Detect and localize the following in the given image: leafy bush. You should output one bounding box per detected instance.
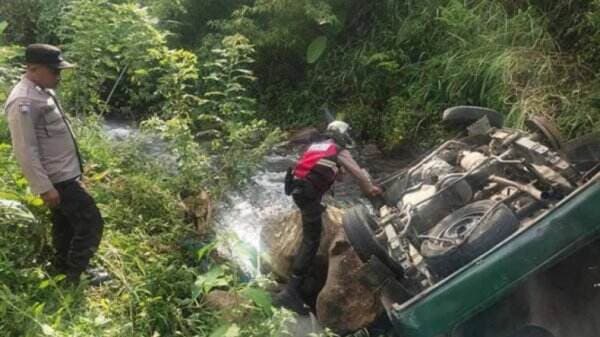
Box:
[0,199,45,267]
[0,0,43,44]
[57,0,200,118]
[200,34,257,123]
[140,33,283,194]
[0,50,22,141]
[0,43,23,107]
[217,0,600,147]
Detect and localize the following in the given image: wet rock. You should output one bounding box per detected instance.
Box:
[106,128,132,141]
[282,313,325,337]
[261,206,383,333]
[195,129,222,142]
[316,231,384,334]
[359,143,384,161]
[289,128,320,145]
[260,207,344,281]
[263,155,297,173]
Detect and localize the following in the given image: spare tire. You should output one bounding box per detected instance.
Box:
[442,106,504,129]
[421,200,519,278]
[342,205,405,277]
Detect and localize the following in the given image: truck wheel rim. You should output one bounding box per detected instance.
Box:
[441,214,483,244]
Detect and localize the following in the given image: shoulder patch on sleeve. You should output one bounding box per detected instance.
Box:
[19,103,32,114]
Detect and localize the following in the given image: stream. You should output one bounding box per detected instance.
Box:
[103,121,409,336]
[103,121,408,269]
[212,145,409,273]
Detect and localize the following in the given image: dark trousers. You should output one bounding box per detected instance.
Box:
[50,179,104,276]
[291,180,325,278]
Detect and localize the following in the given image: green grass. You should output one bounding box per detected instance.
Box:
[244,0,599,148]
[0,116,306,337]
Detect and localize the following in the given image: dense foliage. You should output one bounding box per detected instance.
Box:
[0,116,293,337]
[1,0,599,336]
[1,1,287,336]
[208,0,599,147]
[139,0,600,147]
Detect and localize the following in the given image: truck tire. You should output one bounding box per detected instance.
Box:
[421,200,519,278]
[525,115,563,151]
[342,205,405,277]
[442,106,504,128]
[562,133,600,171]
[509,326,555,337]
[382,172,410,206]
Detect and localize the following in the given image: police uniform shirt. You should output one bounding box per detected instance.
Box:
[4,76,82,194]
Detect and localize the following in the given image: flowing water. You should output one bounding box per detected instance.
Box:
[103,121,409,336]
[103,121,408,270]
[212,144,410,274]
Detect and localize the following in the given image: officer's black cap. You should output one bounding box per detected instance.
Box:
[25,44,75,69]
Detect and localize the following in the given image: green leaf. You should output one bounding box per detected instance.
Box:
[0,191,20,201]
[94,314,111,326]
[204,91,226,97]
[0,22,7,34]
[209,325,229,337]
[32,303,45,316]
[39,280,50,289]
[306,36,327,64]
[41,324,55,336]
[209,324,240,337]
[196,241,217,261]
[192,266,230,298]
[191,283,202,300]
[27,196,45,207]
[16,177,28,188]
[240,287,272,313]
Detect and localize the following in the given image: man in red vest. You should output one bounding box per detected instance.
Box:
[276,120,383,314]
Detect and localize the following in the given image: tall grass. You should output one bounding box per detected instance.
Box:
[238,0,599,148]
[0,115,298,337]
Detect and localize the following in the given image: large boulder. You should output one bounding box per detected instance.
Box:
[260,206,383,333]
[260,206,344,281]
[316,229,384,334]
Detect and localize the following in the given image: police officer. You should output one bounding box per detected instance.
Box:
[4,44,105,284]
[276,120,383,314]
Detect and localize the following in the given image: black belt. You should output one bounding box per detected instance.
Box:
[53,176,80,188]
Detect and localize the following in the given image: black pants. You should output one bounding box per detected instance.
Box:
[50,179,104,276]
[291,180,326,278]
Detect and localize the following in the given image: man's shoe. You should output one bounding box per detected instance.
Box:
[85,267,112,286]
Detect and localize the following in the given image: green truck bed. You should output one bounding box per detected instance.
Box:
[388,175,600,337]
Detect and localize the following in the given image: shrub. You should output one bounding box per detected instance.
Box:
[58,0,200,118]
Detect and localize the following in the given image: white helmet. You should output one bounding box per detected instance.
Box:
[327,120,350,134]
[326,120,355,148]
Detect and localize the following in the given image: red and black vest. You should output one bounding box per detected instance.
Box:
[294,139,340,193]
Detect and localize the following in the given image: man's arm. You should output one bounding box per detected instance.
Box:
[337,149,382,196]
[6,100,55,196]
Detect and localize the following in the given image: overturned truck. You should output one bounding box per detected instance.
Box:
[344,107,600,337]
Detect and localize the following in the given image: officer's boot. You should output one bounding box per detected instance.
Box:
[85,266,112,286]
[273,274,310,315]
